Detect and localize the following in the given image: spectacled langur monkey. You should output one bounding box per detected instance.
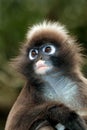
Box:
[5,21,87,130]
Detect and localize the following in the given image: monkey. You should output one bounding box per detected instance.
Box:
[5,21,87,130]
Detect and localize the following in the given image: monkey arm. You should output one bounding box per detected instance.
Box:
[31,103,87,130]
[8,102,86,130]
[5,84,87,130]
[46,104,87,130]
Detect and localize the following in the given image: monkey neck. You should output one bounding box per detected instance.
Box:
[41,72,82,109]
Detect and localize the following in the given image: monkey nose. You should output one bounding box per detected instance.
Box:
[36,60,46,68]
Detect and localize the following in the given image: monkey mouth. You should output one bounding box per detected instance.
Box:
[35,65,52,75]
[36,61,49,70]
[37,64,48,69]
[35,60,52,74]
[36,65,49,72]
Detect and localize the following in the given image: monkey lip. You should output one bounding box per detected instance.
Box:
[35,64,50,75]
[37,64,48,70]
[35,60,51,74]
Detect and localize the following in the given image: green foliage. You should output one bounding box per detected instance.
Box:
[0,0,87,129]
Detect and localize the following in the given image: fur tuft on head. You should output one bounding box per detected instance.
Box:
[27,21,68,39]
[26,21,69,47]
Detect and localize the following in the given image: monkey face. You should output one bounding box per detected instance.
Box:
[28,43,57,75]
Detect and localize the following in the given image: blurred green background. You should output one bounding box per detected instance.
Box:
[0,0,87,129]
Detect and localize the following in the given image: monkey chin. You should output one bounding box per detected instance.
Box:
[35,66,52,75]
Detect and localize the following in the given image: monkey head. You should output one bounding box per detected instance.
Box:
[12,21,83,80]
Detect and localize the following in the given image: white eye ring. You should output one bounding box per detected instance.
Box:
[29,49,38,60]
[43,45,56,55]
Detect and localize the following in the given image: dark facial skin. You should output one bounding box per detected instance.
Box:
[28,42,57,75]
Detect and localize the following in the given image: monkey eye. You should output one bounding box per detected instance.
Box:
[29,49,38,60]
[43,45,56,55]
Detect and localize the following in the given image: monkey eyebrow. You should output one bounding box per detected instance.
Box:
[39,43,52,49]
[29,47,39,51]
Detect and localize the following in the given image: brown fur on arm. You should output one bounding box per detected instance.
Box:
[5,82,86,130]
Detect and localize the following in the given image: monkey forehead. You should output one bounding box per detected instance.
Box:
[26,21,69,45]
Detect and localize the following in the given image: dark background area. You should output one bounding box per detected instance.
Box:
[0,0,87,129]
